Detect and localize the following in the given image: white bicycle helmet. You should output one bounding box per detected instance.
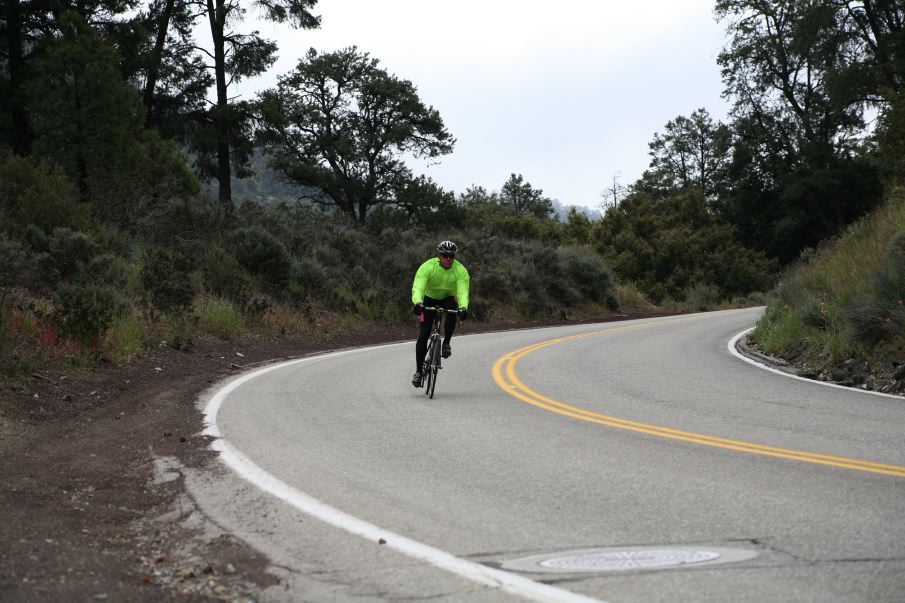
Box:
[437,240,458,255]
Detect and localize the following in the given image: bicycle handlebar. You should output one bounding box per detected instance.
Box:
[421,306,460,314]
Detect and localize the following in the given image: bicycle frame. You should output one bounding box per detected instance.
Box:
[421,306,459,399]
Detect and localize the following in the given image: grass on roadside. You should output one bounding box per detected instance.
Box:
[750,188,905,385]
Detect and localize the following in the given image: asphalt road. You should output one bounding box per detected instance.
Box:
[195,308,905,602]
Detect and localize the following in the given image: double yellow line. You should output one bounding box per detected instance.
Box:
[491,323,905,478]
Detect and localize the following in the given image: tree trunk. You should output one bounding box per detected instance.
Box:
[5,0,31,155]
[72,71,90,203]
[143,0,176,128]
[208,0,232,215]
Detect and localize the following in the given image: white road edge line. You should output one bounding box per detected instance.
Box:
[202,345,606,603]
[729,328,905,400]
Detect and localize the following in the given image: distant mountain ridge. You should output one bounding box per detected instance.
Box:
[209,151,603,221]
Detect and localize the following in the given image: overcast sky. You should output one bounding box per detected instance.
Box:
[240,0,731,212]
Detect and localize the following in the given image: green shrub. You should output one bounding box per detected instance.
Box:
[512,289,543,316]
[843,233,905,345]
[84,254,133,289]
[163,314,193,350]
[595,189,776,303]
[870,233,905,302]
[684,282,721,311]
[0,233,35,289]
[467,296,491,320]
[330,228,369,262]
[243,295,271,317]
[795,297,829,330]
[729,291,769,307]
[473,265,510,300]
[547,279,582,306]
[293,257,329,296]
[203,245,252,304]
[227,225,291,289]
[140,247,196,314]
[314,243,343,270]
[843,300,905,345]
[196,296,244,339]
[750,304,807,355]
[479,258,540,306]
[0,154,88,236]
[32,227,100,282]
[55,283,121,345]
[557,246,613,303]
[374,233,422,288]
[284,281,311,311]
[104,314,148,362]
[752,190,905,381]
[613,283,653,313]
[348,265,369,290]
[539,247,582,305]
[143,201,199,246]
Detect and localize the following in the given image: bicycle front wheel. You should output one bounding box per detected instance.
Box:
[423,336,434,394]
[427,335,441,399]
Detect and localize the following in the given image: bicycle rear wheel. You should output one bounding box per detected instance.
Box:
[427,334,441,399]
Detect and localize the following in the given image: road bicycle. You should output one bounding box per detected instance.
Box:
[421,306,460,399]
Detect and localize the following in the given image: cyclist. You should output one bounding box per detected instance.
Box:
[411,240,470,387]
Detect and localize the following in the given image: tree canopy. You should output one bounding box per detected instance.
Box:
[188,0,320,211]
[617,0,904,264]
[634,108,731,201]
[595,189,776,303]
[257,46,455,223]
[499,173,555,218]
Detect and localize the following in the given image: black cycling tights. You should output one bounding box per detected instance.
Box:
[415,296,457,372]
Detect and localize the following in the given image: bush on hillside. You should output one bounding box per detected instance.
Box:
[595,190,776,303]
[140,247,196,315]
[55,283,124,346]
[557,246,613,303]
[46,228,101,280]
[84,254,133,290]
[0,234,37,290]
[751,191,905,388]
[474,257,547,316]
[203,245,253,305]
[292,257,329,296]
[226,226,292,290]
[843,234,905,345]
[871,233,905,302]
[0,155,89,236]
[844,300,905,345]
[684,282,721,311]
[140,201,206,247]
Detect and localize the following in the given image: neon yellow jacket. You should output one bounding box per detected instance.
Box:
[411,258,470,309]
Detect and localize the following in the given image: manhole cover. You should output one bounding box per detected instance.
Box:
[501,546,759,574]
[540,549,720,571]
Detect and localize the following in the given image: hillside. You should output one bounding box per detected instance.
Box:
[749,188,905,394]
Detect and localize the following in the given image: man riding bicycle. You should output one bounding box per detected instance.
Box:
[411,240,470,387]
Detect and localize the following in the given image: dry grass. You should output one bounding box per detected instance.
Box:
[751,188,905,372]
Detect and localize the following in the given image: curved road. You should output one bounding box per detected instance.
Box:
[197,308,905,602]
